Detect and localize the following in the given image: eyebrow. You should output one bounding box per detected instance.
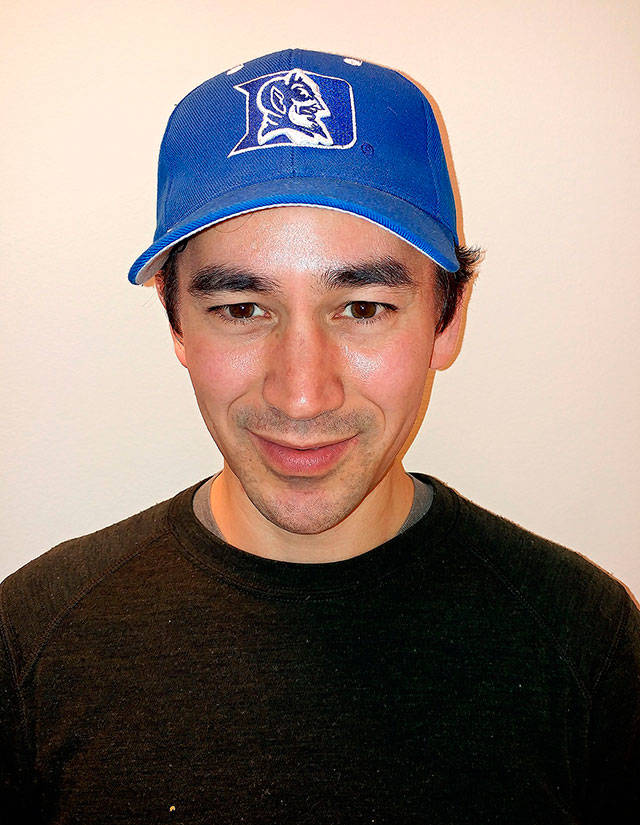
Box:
[186,256,419,298]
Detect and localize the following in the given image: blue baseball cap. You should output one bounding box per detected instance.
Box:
[128,48,459,285]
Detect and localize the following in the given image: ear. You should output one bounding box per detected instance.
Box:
[154,273,188,368]
[429,286,467,371]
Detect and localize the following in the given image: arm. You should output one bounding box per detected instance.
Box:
[585,591,640,823]
[0,617,37,821]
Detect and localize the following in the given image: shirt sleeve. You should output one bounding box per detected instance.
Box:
[0,617,36,821]
[584,590,640,824]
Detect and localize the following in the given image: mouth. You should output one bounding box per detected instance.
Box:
[251,434,351,451]
[249,432,357,476]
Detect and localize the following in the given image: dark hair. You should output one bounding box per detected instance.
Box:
[157,237,482,337]
[432,244,482,334]
[158,237,189,336]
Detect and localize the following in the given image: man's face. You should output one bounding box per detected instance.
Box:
[158,206,461,536]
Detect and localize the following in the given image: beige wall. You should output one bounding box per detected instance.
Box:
[2,0,638,597]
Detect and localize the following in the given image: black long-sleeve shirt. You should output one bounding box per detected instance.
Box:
[1,473,638,823]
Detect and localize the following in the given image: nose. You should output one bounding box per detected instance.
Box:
[261,319,346,421]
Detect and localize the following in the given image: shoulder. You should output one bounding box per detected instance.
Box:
[0,481,201,680]
[426,475,638,686]
[428,474,630,603]
[463,483,626,598]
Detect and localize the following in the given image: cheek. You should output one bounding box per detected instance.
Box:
[184,335,260,400]
[344,331,433,408]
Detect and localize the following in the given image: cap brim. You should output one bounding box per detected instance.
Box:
[128,177,458,284]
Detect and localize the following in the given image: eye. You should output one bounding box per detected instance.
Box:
[207,303,267,324]
[341,301,397,325]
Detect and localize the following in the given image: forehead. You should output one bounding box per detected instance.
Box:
[175,206,435,293]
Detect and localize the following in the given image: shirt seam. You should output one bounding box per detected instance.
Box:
[168,535,428,602]
[591,587,630,693]
[0,605,30,753]
[461,539,592,702]
[10,533,171,689]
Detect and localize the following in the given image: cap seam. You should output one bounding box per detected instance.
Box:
[421,96,440,216]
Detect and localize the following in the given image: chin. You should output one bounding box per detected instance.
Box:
[252,489,362,536]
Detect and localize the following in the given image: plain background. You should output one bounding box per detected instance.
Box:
[1,0,638,598]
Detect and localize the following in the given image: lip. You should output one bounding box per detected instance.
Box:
[249,431,357,476]
[251,434,350,450]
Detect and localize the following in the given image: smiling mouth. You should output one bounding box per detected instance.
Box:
[250,433,352,451]
[249,431,358,476]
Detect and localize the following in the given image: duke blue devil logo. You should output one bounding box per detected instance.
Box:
[229,69,357,157]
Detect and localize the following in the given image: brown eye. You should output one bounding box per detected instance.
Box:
[228,303,256,319]
[349,302,378,320]
[341,302,397,326]
[207,303,268,325]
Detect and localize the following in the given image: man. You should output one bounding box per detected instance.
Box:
[1,48,638,824]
